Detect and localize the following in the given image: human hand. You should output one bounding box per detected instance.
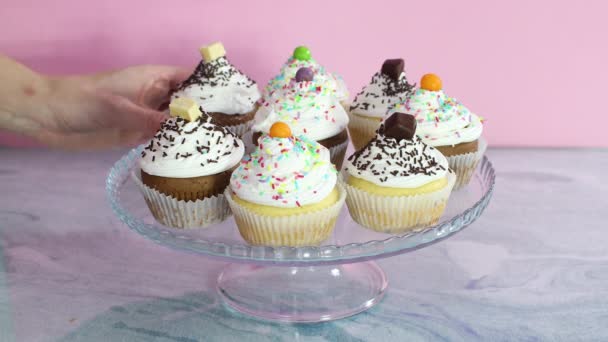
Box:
[37,65,190,149]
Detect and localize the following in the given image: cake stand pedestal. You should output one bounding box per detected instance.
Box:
[217,262,387,322]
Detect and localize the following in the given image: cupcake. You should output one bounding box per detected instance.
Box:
[136,97,245,228]
[251,67,350,170]
[264,46,349,108]
[343,112,455,233]
[171,42,261,137]
[225,122,346,246]
[348,58,415,150]
[394,73,485,189]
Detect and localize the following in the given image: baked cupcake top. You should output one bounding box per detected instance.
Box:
[264,46,349,102]
[344,112,448,188]
[393,74,483,147]
[349,59,415,118]
[171,42,261,115]
[140,98,244,178]
[252,67,349,141]
[230,122,337,208]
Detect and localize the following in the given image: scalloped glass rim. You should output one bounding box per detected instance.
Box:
[106,146,495,266]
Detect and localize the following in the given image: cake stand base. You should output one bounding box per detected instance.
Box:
[217,261,388,323]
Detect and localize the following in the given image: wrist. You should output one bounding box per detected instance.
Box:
[0,69,52,137]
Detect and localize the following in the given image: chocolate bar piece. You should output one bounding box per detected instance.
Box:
[381,58,404,81]
[382,112,417,140]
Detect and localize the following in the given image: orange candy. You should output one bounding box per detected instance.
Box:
[269,122,292,138]
[420,73,442,91]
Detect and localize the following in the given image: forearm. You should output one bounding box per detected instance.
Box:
[0,55,54,137]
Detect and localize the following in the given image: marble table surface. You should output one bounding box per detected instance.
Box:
[0,147,607,341]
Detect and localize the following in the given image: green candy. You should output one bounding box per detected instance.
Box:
[293,46,311,61]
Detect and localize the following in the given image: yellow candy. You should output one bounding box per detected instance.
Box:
[420,74,442,91]
[269,122,292,138]
[169,97,202,122]
[199,42,226,62]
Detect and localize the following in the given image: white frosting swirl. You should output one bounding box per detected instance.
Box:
[344,130,448,188]
[230,135,337,208]
[332,73,350,103]
[139,114,244,178]
[172,57,261,115]
[392,89,483,146]
[264,57,349,102]
[252,78,349,141]
[350,71,414,117]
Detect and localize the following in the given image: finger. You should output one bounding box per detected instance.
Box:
[95,65,190,102]
[136,65,191,85]
[134,65,191,90]
[140,67,191,109]
[140,79,172,110]
[167,67,191,89]
[99,92,168,134]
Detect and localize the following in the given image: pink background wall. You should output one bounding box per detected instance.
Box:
[1,0,606,147]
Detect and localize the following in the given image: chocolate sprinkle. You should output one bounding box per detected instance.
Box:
[350,68,415,114]
[141,111,242,172]
[346,131,445,183]
[174,56,256,92]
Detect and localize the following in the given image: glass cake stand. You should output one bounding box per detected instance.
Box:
[106,146,495,323]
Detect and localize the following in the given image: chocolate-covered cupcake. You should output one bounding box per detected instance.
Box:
[171,42,261,137]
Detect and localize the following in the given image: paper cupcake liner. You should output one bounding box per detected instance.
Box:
[240,129,257,154]
[132,170,231,229]
[328,138,349,171]
[347,111,381,151]
[446,137,487,190]
[225,183,347,247]
[344,171,456,234]
[340,100,351,113]
[226,119,253,138]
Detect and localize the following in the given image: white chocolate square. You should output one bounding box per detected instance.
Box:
[199,42,226,62]
[169,97,202,122]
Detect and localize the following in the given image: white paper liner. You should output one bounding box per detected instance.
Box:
[347,111,381,151]
[340,100,351,113]
[344,171,456,233]
[225,183,347,247]
[131,170,231,229]
[226,119,253,138]
[446,137,487,190]
[328,138,349,170]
